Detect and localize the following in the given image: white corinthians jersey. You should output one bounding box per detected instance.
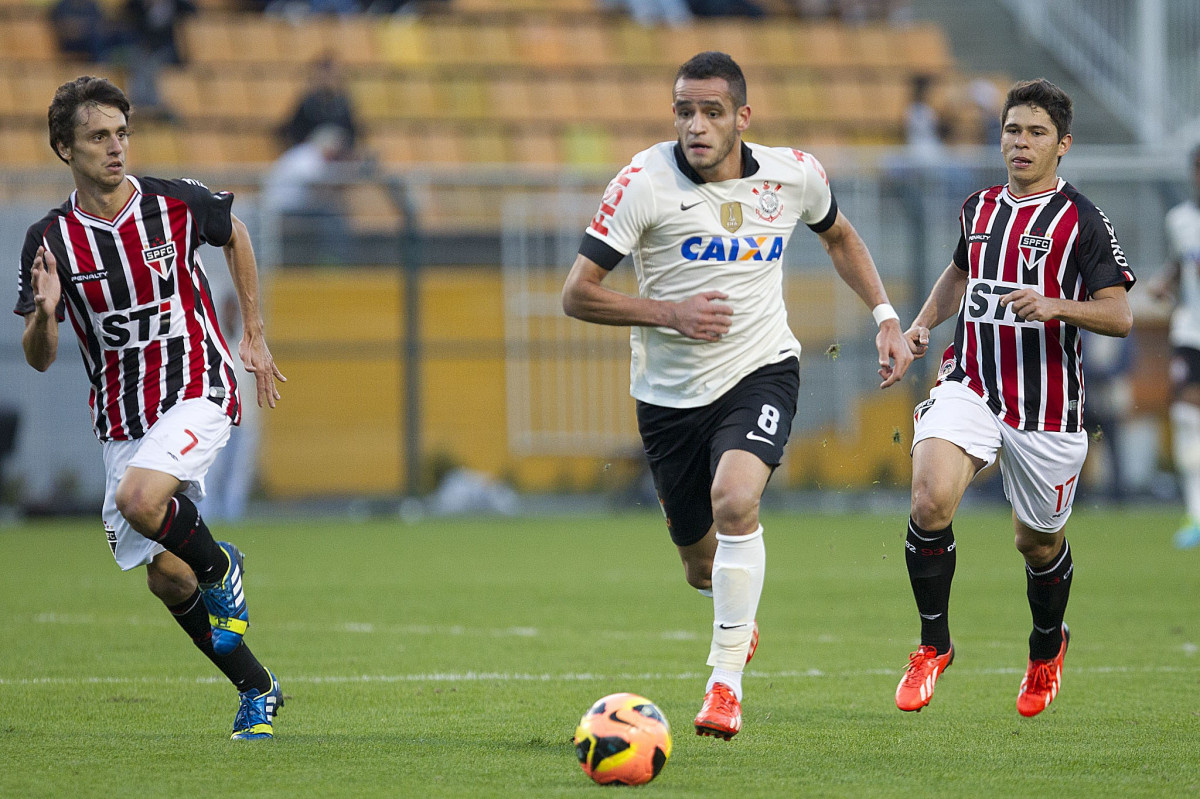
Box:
[1166,200,1200,349]
[580,141,837,408]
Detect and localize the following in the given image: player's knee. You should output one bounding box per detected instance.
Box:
[1014,533,1060,567]
[710,483,760,534]
[910,489,954,532]
[115,481,169,536]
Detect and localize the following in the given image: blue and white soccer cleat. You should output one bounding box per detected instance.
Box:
[1174,518,1200,550]
[231,670,283,741]
[200,542,249,655]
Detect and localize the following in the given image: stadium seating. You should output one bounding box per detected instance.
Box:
[0,0,983,169]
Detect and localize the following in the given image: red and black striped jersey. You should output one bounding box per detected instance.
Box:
[939,178,1136,433]
[14,176,241,441]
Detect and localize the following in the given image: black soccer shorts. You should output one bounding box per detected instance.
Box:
[635,357,799,547]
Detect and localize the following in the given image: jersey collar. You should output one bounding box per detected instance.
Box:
[70,176,141,228]
[672,141,759,184]
[1001,176,1064,205]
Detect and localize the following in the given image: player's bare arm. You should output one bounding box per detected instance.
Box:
[816,211,913,388]
[905,262,969,358]
[999,284,1132,337]
[224,213,286,407]
[22,246,61,371]
[562,253,733,342]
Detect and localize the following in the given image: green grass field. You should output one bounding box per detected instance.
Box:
[2,506,1198,797]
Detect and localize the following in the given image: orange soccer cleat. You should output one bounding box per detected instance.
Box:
[1017,624,1070,717]
[895,644,955,712]
[694,682,741,740]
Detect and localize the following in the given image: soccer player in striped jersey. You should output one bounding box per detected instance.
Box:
[563,51,913,740]
[894,79,1135,717]
[1150,144,1200,549]
[16,77,286,739]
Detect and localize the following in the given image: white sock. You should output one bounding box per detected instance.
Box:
[707,668,743,700]
[706,526,765,697]
[697,587,713,598]
[1171,402,1200,521]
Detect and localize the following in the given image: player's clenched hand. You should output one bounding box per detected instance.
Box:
[240,332,287,409]
[999,289,1059,323]
[671,291,733,342]
[876,319,914,389]
[904,324,930,358]
[31,246,61,319]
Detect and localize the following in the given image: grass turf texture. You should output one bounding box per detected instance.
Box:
[1,508,1198,797]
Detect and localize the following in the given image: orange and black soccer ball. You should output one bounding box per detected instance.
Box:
[573,692,672,786]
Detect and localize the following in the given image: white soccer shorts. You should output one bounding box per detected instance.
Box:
[101,398,232,570]
[913,381,1088,533]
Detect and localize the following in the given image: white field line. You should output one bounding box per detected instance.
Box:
[4,664,1200,687]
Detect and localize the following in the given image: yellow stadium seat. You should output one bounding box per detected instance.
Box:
[0,17,57,62]
[376,19,430,67]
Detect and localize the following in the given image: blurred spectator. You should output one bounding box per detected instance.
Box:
[969,79,1003,146]
[124,0,195,120]
[50,0,119,62]
[904,74,946,164]
[1151,144,1200,547]
[1081,329,1135,504]
[794,0,910,22]
[686,0,764,17]
[264,124,353,263]
[278,55,361,151]
[360,0,449,15]
[599,0,693,27]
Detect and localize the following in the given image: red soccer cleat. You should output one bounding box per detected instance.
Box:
[895,644,955,712]
[694,682,741,740]
[1017,624,1070,717]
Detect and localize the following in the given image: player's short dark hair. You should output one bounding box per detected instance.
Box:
[675,51,747,108]
[48,76,131,164]
[1001,78,1072,139]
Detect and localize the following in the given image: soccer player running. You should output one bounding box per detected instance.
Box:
[17,77,287,740]
[562,51,913,740]
[894,79,1135,717]
[1150,144,1200,549]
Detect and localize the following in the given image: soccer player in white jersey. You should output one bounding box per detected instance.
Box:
[1151,145,1200,548]
[16,77,287,739]
[894,79,1135,717]
[562,51,913,740]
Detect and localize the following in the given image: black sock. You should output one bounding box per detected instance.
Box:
[905,517,956,655]
[154,495,226,584]
[1026,539,1073,661]
[167,589,271,694]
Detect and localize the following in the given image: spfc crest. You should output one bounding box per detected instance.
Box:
[142,239,177,280]
[1018,234,1051,276]
[720,202,743,233]
[752,181,783,222]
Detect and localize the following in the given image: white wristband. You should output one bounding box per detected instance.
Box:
[872,303,900,326]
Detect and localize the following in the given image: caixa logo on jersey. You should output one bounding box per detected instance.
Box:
[142,240,177,279]
[681,235,785,262]
[98,298,186,350]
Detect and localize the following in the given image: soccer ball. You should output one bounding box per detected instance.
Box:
[573,692,672,786]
